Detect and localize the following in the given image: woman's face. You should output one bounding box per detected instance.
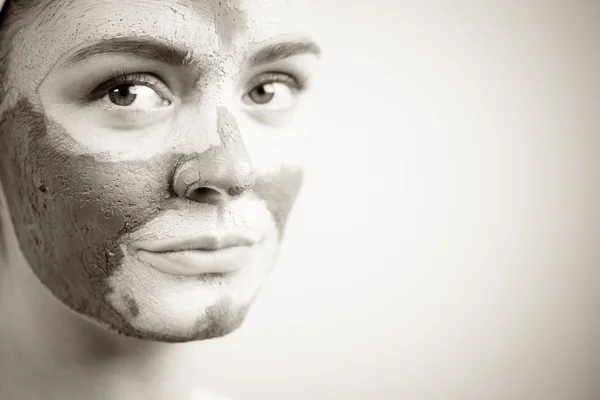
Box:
[0,0,319,341]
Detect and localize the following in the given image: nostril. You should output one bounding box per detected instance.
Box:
[194,187,217,197]
[187,186,224,205]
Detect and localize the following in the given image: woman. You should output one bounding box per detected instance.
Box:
[0,0,320,398]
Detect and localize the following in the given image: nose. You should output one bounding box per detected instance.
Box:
[171,107,255,205]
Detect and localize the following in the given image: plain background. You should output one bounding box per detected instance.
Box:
[195,1,600,399]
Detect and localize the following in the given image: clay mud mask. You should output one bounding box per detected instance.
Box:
[0,0,319,342]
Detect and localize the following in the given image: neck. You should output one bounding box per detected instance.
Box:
[0,257,205,400]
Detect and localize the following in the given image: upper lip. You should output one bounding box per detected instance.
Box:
[129,232,260,253]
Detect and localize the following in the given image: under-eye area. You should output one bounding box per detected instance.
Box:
[36,36,320,147]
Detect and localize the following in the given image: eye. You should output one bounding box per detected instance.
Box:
[105,84,170,109]
[242,74,301,111]
[89,72,172,112]
[247,83,279,104]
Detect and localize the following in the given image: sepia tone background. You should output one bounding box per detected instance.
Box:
[194,1,600,399]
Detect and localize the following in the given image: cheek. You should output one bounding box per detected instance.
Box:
[244,137,306,234]
[21,119,176,258]
[254,167,303,234]
[47,155,175,241]
[0,99,178,322]
[249,142,305,233]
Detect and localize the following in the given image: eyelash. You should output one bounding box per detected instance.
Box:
[85,69,308,105]
[85,69,168,102]
[250,72,308,92]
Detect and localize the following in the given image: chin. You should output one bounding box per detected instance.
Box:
[107,279,257,343]
[100,238,279,342]
[88,299,250,343]
[122,297,252,343]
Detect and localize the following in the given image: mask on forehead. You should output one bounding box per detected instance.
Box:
[0,0,316,342]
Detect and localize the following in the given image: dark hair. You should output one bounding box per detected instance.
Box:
[1,0,40,37]
[0,1,11,103]
[0,1,10,27]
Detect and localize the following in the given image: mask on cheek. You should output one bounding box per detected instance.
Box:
[0,98,181,334]
[0,97,305,341]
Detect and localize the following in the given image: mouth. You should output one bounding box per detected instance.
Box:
[128,232,261,277]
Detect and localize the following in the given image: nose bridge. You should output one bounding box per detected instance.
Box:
[171,106,255,203]
[216,106,242,146]
[211,106,255,195]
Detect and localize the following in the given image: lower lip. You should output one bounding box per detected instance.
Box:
[134,246,255,277]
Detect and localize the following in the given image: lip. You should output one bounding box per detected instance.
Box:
[129,232,261,276]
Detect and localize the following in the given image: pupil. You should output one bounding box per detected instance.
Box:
[109,85,137,106]
[249,83,275,104]
[118,86,130,97]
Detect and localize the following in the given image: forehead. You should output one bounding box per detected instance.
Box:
[27,0,313,42]
[4,0,314,102]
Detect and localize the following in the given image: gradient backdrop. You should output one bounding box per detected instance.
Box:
[188,2,600,399]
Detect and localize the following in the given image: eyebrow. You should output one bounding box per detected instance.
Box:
[63,37,190,66]
[61,36,320,68]
[248,40,321,67]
